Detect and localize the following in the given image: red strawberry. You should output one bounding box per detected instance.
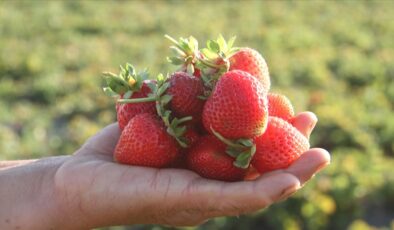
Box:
[183,126,201,148]
[116,82,156,130]
[202,70,269,139]
[252,117,310,173]
[267,92,295,121]
[103,64,156,130]
[114,113,180,168]
[167,72,205,122]
[187,135,247,181]
[229,47,270,92]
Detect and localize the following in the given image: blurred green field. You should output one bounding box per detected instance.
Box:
[1,0,394,229]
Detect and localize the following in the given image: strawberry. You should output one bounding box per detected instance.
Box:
[267,92,295,121]
[187,135,247,182]
[167,72,205,121]
[116,82,156,130]
[182,126,201,148]
[252,116,310,173]
[202,70,269,139]
[197,36,270,94]
[103,64,156,130]
[114,113,180,168]
[229,47,270,92]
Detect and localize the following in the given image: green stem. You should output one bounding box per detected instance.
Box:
[118,97,157,103]
[178,116,193,124]
[102,72,117,77]
[210,127,244,149]
[165,34,179,45]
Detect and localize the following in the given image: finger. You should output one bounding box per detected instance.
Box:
[291,111,318,139]
[187,172,300,217]
[82,123,121,156]
[285,148,330,185]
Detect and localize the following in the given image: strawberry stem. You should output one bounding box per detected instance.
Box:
[177,116,193,124]
[211,127,244,149]
[164,34,181,48]
[118,97,157,103]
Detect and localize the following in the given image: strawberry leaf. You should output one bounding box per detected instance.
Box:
[168,56,184,65]
[186,64,195,75]
[207,40,220,53]
[174,125,187,137]
[160,94,172,105]
[237,139,254,147]
[103,87,118,97]
[123,90,133,99]
[234,151,253,169]
[226,148,241,158]
[227,36,237,49]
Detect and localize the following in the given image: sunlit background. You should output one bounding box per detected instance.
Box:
[1,1,393,229]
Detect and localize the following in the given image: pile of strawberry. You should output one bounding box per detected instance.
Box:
[103,35,310,181]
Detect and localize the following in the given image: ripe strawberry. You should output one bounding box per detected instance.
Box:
[252,117,310,173]
[182,126,201,148]
[187,135,247,181]
[114,113,180,168]
[103,64,156,130]
[167,72,205,121]
[202,70,269,139]
[116,82,156,130]
[229,47,270,92]
[267,92,295,121]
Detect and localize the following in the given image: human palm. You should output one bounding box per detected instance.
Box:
[54,112,330,228]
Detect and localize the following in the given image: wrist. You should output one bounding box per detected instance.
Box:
[0,159,37,170]
[0,156,75,229]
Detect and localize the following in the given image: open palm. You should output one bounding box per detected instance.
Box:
[54,112,330,229]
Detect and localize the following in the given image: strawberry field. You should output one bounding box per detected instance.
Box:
[0,1,393,229]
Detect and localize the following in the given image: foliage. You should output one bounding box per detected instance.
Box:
[0,0,393,229]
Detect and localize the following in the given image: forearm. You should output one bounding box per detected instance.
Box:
[0,156,69,230]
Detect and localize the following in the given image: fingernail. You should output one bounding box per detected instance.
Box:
[316,162,329,172]
[279,185,299,201]
[306,115,318,138]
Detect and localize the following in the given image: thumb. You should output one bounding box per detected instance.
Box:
[81,123,121,156]
[291,112,318,139]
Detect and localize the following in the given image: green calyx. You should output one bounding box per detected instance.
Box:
[102,63,149,98]
[198,34,239,77]
[165,34,200,76]
[151,74,192,148]
[211,127,256,169]
[197,35,239,91]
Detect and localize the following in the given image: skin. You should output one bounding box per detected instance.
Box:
[0,112,330,229]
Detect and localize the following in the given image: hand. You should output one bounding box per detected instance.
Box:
[53,111,330,229]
